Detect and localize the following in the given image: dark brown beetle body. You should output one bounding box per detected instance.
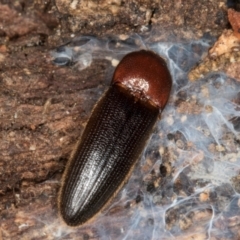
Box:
[59,50,172,226]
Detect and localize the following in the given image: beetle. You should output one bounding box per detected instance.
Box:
[59,50,172,226]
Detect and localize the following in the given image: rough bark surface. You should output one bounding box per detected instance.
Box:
[0,0,233,239]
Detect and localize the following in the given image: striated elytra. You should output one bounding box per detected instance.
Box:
[59,50,172,226]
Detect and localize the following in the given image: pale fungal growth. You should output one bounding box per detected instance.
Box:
[51,46,73,66]
[47,36,240,239]
[51,35,145,69]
